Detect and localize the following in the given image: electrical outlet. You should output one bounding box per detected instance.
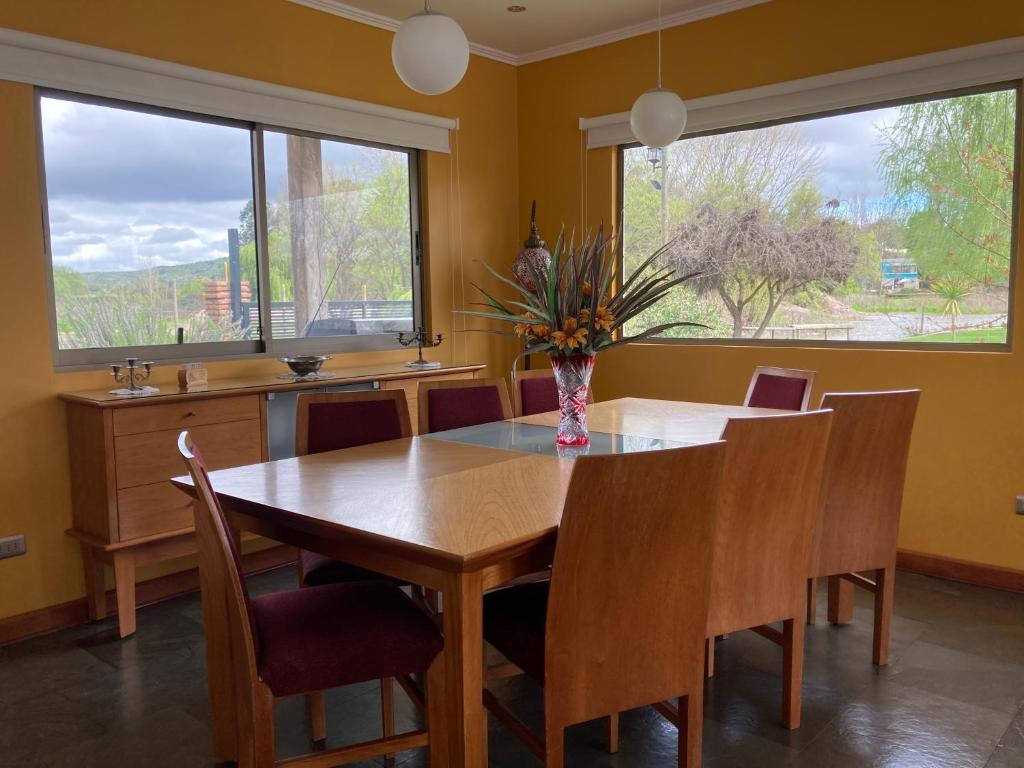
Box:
[0,534,26,560]
[1017,497,1024,516]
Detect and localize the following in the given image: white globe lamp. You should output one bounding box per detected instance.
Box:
[629,0,687,148]
[630,88,687,149]
[392,3,470,96]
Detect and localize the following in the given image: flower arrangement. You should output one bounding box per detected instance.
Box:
[463,224,701,444]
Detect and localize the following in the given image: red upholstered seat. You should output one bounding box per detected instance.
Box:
[482,581,549,682]
[252,581,443,698]
[299,549,405,587]
[519,376,559,416]
[305,399,404,454]
[427,385,507,432]
[747,373,809,411]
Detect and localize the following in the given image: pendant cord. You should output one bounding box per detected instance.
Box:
[657,0,663,88]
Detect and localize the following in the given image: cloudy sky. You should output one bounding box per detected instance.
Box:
[40,96,385,275]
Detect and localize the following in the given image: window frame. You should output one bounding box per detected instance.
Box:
[36,88,425,370]
[616,80,1023,352]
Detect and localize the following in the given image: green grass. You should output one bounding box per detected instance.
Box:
[903,328,1007,343]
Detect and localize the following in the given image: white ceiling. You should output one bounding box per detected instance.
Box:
[289,0,770,65]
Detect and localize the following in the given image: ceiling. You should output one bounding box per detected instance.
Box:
[289,0,769,65]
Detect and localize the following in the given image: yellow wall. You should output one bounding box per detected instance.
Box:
[0,0,519,621]
[518,0,1024,572]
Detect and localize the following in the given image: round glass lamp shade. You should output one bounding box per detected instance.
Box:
[391,11,470,95]
[629,87,688,148]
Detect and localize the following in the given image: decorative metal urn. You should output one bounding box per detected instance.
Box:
[512,200,551,291]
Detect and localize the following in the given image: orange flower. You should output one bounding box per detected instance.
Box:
[552,317,588,351]
[582,281,593,298]
[514,312,538,337]
[593,306,616,332]
[530,323,551,339]
[579,307,591,324]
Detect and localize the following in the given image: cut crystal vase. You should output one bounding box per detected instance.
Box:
[550,353,596,446]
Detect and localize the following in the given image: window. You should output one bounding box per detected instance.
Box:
[38,92,421,367]
[620,84,1020,347]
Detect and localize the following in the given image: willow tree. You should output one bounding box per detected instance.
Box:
[668,206,859,338]
[878,89,1016,284]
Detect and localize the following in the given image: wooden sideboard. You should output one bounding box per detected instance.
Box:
[60,361,484,637]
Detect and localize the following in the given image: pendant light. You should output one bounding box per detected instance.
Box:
[629,0,687,148]
[392,0,470,96]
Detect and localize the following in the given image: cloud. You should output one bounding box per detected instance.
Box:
[147,227,199,244]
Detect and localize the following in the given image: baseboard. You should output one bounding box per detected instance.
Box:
[897,549,1024,594]
[0,545,297,646]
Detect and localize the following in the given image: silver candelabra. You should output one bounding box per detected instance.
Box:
[397,327,443,370]
[111,358,153,392]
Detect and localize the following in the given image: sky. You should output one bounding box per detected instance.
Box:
[40,96,394,274]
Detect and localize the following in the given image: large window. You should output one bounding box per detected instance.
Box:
[621,84,1020,347]
[39,92,420,367]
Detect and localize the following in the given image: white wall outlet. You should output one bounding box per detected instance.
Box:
[1016,497,1024,516]
[0,534,26,559]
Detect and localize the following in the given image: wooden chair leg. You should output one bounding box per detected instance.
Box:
[426,653,449,768]
[704,637,715,678]
[252,684,277,768]
[827,574,854,625]
[873,565,896,667]
[806,577,818,625]
[382,677,395,760]
[679,692,702,768]
[308,691,326,744]
[605,713,619,754]
[781,618,804,730]
[545,726,565,768]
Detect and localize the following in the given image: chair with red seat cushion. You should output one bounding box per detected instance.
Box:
[744,366,816,411]
[418,377,513,434]
[482,442,727,768]
[178,432,446,768]
[294,391,412,589]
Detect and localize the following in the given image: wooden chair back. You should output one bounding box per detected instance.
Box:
[744,366,816,411]
[295,390,412,457]
[812,390,921,577]
[512,368,595,417]
[417,377,512,434]
[707,410,833,637]
[544,441,727,728]
[177,432,261,748]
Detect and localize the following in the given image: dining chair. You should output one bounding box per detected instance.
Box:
[704,409,833,729]
[293,389,419,745]
[418,376,513,434]
[482,441,727,768]
[178,432,448,768]
[512,368,595,418]
[806,390,921,668]
[744,366,816,411]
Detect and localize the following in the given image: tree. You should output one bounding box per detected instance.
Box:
[668,206,859,337]
[878,90,1015,284]
[931,273,974,340]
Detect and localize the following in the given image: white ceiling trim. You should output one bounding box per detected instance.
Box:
[0,26,457,152]
[286,0,769,67]
[580,36,1024,149]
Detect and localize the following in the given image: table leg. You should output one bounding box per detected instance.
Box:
[442,571,486,768]
[80,544,106,621]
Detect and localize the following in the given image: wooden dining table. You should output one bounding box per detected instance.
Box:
[173,396,782,768]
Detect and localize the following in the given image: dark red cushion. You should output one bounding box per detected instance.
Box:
[482,582,549,682]
[252,582,443,698]
[748,373,808,411]
[519,377,559,416]
[305,399,403,455]
[426,386,506,433]
[299,549,407,588]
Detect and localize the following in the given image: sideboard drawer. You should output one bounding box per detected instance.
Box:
[117,482,193,541]
[115,420,262,489]
[113,395,260,436]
